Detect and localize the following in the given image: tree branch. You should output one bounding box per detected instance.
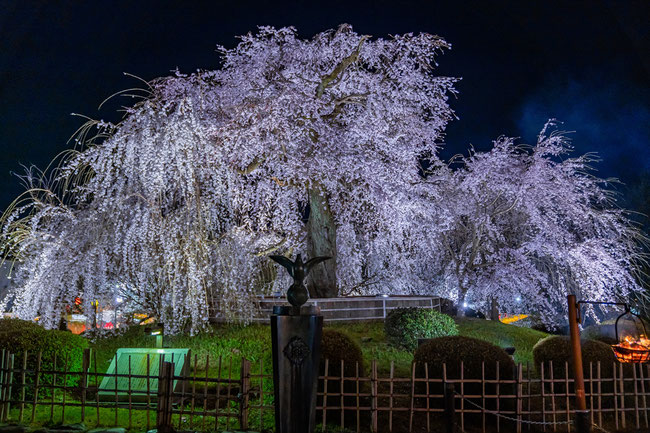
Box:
[315,35,370,99]
[235,156,266,175]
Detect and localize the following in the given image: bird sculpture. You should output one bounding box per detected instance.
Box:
[269,254,331,307]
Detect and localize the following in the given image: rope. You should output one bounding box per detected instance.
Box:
[454,391,571,426]
[454,391,615,432]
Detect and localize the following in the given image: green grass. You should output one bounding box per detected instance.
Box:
[89,318,548,378]
[325,318,548,375]
[90,324,273,378]
[7,401,249,432]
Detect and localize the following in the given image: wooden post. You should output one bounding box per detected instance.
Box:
[0,349,6,421]
[3,352,14,422]
[408,362,416,431]
[567,294,591,433]
[145,353,151,431]
[226,356,233,432]
[19,352,27,423]
[322,358,328,431]
[541,362,546,432]
[128,355,133,430]
[50,353,57,423]
[389,361,394,432]
[341,359,345,429]
[61,353,69,423]
[80,349,90,423]
[190,354,197,428]
[239,358,250,430]
[444,381,456,433]
[516,363,522,433]
[371,360,378,433]
[31,352,41,424]
[355,361,360,433]
[156,361,174,433]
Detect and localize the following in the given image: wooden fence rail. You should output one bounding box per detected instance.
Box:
[0,348,648,432]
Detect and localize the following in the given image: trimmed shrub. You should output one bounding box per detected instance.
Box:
[532,335,617,379]
[414,336,516,427]
[0,319,88,397]
[414,335,515,380]
[320,328,364,377]
[318,329,366,428]
[532,334,631,408]
[385,308,458,351]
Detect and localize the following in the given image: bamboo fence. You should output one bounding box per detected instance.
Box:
[0,349,648,432]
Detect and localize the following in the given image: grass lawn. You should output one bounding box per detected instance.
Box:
[89,317,548,378]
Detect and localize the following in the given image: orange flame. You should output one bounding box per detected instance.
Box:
[612,335,650,363]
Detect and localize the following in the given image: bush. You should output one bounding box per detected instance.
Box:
[385,308,458,351]
[318,329,366,428]
[532,335,617,378]
[320,328,364,377]
[414,335,515,380]
[0,319,88,397]
[414,336,516,427]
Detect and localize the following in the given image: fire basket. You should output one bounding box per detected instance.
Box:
[576,300,650,364]
[611,307,650,363]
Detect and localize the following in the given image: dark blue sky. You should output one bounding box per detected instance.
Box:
[1,0,648,214]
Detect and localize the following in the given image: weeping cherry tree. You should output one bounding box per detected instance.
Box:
[0,24,458,333]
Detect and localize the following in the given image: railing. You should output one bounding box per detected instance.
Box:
[0,348,647,432]
[211,295,443,323]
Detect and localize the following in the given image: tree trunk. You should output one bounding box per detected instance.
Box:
[489,298,500,321]
[456,288,467,317]
[306,187,338,298]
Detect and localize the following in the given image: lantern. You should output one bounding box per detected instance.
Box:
[611,307,650,363]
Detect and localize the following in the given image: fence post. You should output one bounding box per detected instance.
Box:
[0,350,6,421]
[5,353,14,421]
[239,358,250,430]
[371,360,378,433]
[515,363,522,433]
[157,361,174,433]
[444,382,456,433]
[80,348,90,422]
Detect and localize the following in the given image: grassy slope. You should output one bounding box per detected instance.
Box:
[90,318,548,378]
[327,318,548,375]
[453,317,549,365]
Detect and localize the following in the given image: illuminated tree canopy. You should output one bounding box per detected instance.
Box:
[0,25,645,333]
[426,123,647,324]
[0,25,458,333]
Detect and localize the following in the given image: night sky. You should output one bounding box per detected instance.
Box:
[1,0,648,218]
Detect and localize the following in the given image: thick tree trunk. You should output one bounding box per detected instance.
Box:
[489,298,500,321]
[306,187,338,298]
[456,289,467,317]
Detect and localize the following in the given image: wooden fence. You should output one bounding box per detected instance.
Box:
[0,348,648,432]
